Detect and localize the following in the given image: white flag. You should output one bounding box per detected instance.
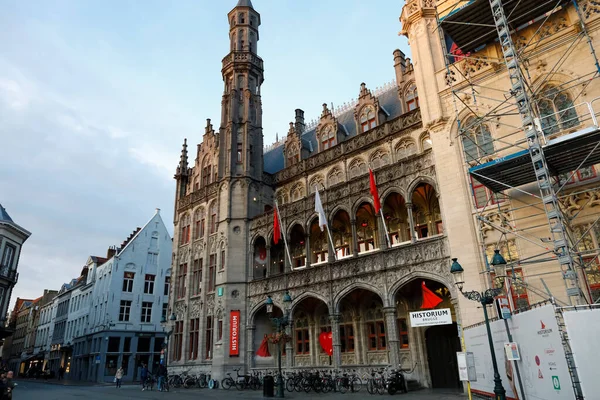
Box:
[315,187,327,232]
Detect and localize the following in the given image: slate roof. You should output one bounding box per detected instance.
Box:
[0,204,13,223]
[263,86,403,174]
[236,0,254,7]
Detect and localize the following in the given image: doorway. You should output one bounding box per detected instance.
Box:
[425,323,461,389]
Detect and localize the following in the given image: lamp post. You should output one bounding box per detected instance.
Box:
[160,313,177,370]
[266,291,292,398]
[450,250,507,400]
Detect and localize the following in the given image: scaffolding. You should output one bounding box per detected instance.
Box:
[437,1,600,396]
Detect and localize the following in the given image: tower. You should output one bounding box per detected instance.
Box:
[219,0,264,181]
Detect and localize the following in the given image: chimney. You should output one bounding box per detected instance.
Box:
[294,109,305,135]
[107,246,117,259]
[393,49,406,84]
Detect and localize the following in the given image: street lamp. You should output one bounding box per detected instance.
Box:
[450,251,507,400]
[266,291,292,398]
[160,313,177,370]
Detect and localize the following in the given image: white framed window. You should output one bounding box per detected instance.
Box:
[144,274,155,294]
[1,244,15,269]
[141,302,153,323]
[122,272,135,292]
[119,300,132,322]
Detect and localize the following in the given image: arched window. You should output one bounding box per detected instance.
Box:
[194,208,206,240]
[308,175,325,194]
[294,312,310,355]
[395,139,417,160]
[461,118,494,163]
[348,158,367,179]
[209,202,217,234]
[365,304,386,350]
[406,83,419,111]
[360,106,377,132]
[321,125,336,150]
[290,183,304,202]
[180,214,191,245]
[327,168,343,187]
[421,134,432,151]
[202,157,212,187]
[286,143,300,166]
[538,85,579,135]
[370,150,390,170]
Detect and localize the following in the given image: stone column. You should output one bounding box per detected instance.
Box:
[309,321,317,366]
[406,202,417,243]
[353,314,365,364]
[330,314,342,368]
[265,245,271,278]
[351,220,359,256]
[383,307,400,368]
[246,324,256,369]
[285,318,293,369]
[304,233,311,268]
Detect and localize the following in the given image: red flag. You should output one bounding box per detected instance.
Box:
[273,208,281,245]
[369,169,381,214]
[420,281,443,309]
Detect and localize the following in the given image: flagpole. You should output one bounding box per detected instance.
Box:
[321,187,338,261]
[274,200,294,271]
[379,212,392,248]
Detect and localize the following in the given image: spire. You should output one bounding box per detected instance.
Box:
[236,0,254,7]
[0,204,13,223]
[176,138,189,176]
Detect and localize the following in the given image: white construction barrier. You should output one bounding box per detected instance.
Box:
[562,307,600,399]
[464,304,574,400]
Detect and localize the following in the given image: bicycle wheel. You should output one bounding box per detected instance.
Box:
[302,378,312,393]
[286,377,295,392]
[294,378,304,392]
[336,377,348,394]
[221,377,233,390]
[321,378,332,393]
[366,378,375,394]
[351,376,362,392]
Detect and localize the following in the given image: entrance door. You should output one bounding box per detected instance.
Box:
[425,323,461,389]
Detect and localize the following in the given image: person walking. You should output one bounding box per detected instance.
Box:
[115,366,124,389]
[156,363,167,392]
[140,363,149,391]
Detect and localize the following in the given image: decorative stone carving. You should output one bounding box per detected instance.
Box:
[190,298,202,318]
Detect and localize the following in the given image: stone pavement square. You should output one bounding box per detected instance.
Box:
[15,380,468,400]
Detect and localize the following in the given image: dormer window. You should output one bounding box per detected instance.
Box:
[406,83,419,111]
[360,107,376,132]
[321,125,336,150]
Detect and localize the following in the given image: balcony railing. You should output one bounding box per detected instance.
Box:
[248,235,449,301]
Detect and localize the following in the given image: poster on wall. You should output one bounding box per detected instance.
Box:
[230,310,240,357]
[464,304,574,400]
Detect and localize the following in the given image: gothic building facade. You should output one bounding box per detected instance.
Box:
[168,0,485,389]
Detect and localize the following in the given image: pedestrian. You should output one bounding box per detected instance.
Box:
[156,363,166,392]
[3,371,15,400]
[115,366,124,388]
[140,363,149,391]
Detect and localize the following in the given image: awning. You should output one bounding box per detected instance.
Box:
[469,126,600,192]
[441,0,571,54]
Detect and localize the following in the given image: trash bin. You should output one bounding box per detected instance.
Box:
[263,375,274,397]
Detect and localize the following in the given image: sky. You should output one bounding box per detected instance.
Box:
[0,0,410,308]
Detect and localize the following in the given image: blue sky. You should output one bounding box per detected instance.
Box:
[0,0,410,306]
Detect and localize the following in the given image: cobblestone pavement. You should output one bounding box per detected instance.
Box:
[16,380,468,400]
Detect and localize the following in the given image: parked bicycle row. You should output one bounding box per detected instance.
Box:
[140,363,416,395]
